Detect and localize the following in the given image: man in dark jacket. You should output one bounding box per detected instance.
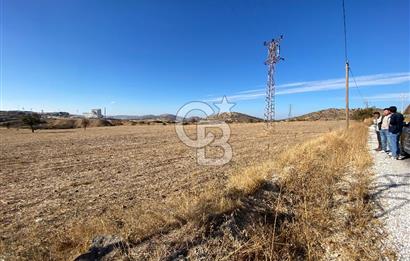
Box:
[388,106,404,159]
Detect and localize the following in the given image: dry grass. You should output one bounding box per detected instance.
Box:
[200,123,391,260]
[0,121,393,260]
[235,123,394,260]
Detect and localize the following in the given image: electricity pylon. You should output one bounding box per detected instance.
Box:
[264,36,284,128]
[288,104,292,119]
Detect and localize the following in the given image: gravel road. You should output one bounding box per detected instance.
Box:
[369,128,410,259]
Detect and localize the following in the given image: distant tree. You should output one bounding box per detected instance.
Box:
[21,113,41,133]
[81,118,90,130]
[5,122,10,129]
[352,108,376,121]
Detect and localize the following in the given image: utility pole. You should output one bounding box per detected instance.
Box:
[345,61,349,129]
[264,35,284,128]
[342,0,350,129]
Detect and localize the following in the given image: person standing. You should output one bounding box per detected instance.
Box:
[373,111,382,151]
[380,108,391,153]
[388,106,405,160]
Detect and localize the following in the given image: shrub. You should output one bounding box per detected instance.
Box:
[352,108,376,121]
[21,113,41,133]
[81,118,90,130]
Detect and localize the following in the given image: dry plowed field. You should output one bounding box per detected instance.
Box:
[0,121,343,248]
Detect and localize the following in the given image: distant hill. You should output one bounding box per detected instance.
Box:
[288,108,388,121]
[110,114,177,122]
[207,112,263,123]
[404,105,410,115]
[404,105,410,121]
[0,110,114,129]
[289,108,356,121]
[0,110,70,122]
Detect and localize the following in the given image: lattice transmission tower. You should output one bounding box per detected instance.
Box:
[288,104,292,119]
[264,36,284,127]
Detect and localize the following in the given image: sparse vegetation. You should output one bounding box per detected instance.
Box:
[351,107,377,121]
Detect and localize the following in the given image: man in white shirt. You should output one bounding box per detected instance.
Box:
[379,108,391,153]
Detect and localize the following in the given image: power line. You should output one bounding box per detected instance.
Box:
[342,0,368,110]
[342,0,350,128]
[342,0,348,63]
[348,66,368,107]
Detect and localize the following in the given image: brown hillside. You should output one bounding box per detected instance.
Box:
[291,108,356,121]
[404,104,410,115]
[207,112,263,123]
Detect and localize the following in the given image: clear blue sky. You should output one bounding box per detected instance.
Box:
[1,0,409,118]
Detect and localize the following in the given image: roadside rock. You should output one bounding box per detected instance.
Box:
[74,235,127,261]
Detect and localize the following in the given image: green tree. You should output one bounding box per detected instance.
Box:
[21,113,41,133]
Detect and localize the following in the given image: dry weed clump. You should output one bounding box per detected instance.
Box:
[235,123,394,260]
[1,123,393,260]
[227,162,274,195]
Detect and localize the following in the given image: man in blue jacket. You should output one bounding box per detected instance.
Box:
[388,106,405,160]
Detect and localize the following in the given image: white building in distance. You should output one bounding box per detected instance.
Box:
[83,109,103,118]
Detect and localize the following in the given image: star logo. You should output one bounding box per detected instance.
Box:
[214,96,236,115]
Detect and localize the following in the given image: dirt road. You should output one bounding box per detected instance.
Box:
[369,128,410,259]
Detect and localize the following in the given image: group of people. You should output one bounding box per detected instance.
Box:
[373,106,406,160]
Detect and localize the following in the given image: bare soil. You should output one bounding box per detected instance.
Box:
[0,121,344,252]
